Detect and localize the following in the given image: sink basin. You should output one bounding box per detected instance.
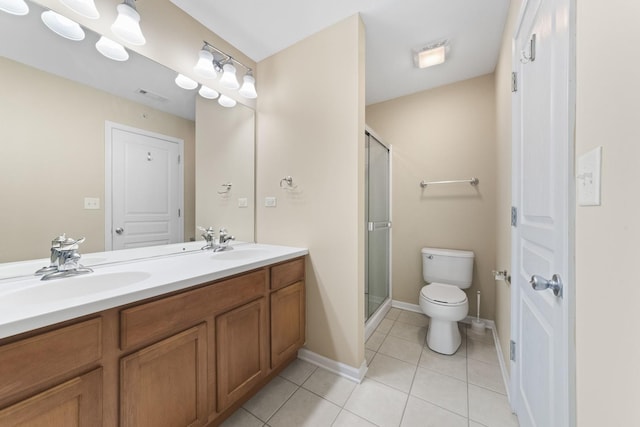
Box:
[0,271,151,306]
[211,248,272,261]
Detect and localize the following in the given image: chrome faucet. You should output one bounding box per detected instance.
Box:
[217,228,235,250]
[36,235,93,280]
[199,226,217,250]
[199,226,235,252]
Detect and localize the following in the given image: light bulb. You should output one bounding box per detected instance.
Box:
[219,63,239,90]
[0,0,29,15]
[175,74,198,90]
[60,0,99,19]
[239,74,257,99]
[198,86,219,99]
[111,1,145,46]
[41,10,85,41]
[194,49,217,80]
[96,36,129,61]
[218,95,236,108]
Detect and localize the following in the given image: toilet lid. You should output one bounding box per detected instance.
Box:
[422,283,467,304]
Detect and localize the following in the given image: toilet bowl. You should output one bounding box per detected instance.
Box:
[419,248,474,355]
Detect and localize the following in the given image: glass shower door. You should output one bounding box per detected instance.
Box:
[365,131,390,321]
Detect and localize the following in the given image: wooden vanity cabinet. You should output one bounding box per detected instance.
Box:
[0,256,305,427]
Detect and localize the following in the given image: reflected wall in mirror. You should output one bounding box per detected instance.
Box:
[0,0,255,263]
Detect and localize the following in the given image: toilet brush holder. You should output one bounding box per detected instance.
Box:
[470,290,485,334]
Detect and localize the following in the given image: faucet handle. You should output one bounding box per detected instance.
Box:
[59,236,85,250]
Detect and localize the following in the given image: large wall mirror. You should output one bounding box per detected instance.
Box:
[0,0,255,269]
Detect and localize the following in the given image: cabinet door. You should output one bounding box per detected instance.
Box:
[120,324,207,427]
[270,281,305,368]
[0,368,102,427]
[216,298,268,412]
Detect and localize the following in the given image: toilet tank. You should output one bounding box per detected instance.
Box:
[422,247,474,288]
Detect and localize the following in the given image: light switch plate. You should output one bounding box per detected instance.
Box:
[84,197,100,210]
[577,146,602,206]
[238,198,248,208]
[265,197,277,207]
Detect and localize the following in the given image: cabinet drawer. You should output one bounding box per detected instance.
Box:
[121,269,267,350]
[270,258,305,290]
[0,318,102,401]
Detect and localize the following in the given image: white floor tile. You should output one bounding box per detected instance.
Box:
[375,318,395,334]
[401,396,468,427]
[410,367,468,417]
[220,408,264,427]
[331,409,377,427]
[366,353,417,393]
[344,378,408,427]
[466,326,494,344]
[243,376,298,422]
[419,347,467,381]
[467,338,499,365]
[468,357,506,394]
[378,334,424,365]
[385,308,401,320]
[468,384,519,427]
[279,358,317,386]
[388,322,427,346]
[302,368,357,406]
[365,331,386,351]
[268,388,341,427]
[469,421,488,427]
[397,311,429,327]
[365,349,375,365]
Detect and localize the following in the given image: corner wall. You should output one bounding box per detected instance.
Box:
[255,15,366,369]
[366,74,497,320]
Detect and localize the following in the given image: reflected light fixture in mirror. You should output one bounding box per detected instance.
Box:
[60,0,99,19]
[194,49,217,79]
[96,36,129,61]
[175,73,198,90]
[0,0,28,15]
[111,0,145,46]
[198,85,219,99]
[218,94,236,108]
[239,74,257,99]
[220,63,239,90]
[41,10,85,41]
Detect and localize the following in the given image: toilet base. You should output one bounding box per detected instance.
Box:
[426,318,462,355]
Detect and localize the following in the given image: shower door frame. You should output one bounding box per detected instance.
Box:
[364,126,392,337]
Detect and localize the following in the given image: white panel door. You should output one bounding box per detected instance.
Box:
[511,0,574,426]
[108,124,183,250]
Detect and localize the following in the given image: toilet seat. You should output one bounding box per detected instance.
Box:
[421,283,467,306]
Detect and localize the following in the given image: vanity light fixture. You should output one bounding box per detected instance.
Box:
[219,63,239,90]
[239,73,257,99]
[198,85,219,100]
[175,73,198,90]
[0,0,29,15]
[111,0,145,46]
[95,36,129,61]
[414,40,449,69]
[194,49,217,80]
[60,0,99,19]
[218,94,236,108]
[41,10,85,41]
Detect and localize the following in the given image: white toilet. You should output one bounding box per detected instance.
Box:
[419,247,474,355]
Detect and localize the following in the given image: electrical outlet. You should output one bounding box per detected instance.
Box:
[84,197,100,210]
[265,197,277,207]
[577,146,602,206]
[238,198,248,208]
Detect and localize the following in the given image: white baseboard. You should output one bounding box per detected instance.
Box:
[391,300,422,313]
[297,348,367,383]
[365,299,391,341]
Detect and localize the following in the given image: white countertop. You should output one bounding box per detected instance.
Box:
[0,242,308,339]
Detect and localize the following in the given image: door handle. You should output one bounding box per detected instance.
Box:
[115,227,124,235]
[530,274,563,297]
[367,221,392,231]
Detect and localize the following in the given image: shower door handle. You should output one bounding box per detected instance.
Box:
[368,221,392,231]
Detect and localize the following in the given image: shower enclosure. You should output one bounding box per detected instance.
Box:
[365,129,391,323]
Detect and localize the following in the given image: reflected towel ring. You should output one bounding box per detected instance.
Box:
[217,183,232,194]
[280,176,297,190]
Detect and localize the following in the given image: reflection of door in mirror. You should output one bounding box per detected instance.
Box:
[107,123,184,250]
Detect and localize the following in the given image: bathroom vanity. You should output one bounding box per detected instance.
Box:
[0,244,307,426]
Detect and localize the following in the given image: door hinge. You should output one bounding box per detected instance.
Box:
[511,206,518,227]
[510,340,516,362]
[511,72,518,92]
[178,208,181,218]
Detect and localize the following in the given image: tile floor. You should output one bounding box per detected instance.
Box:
[221,308,519,427]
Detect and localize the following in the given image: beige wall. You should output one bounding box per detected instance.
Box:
[366,75,497,320]
[0,57,195,262]
[195,96,255,242]
[575,1,640,425]
[493,0,520,375]
[256,15,366,368]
